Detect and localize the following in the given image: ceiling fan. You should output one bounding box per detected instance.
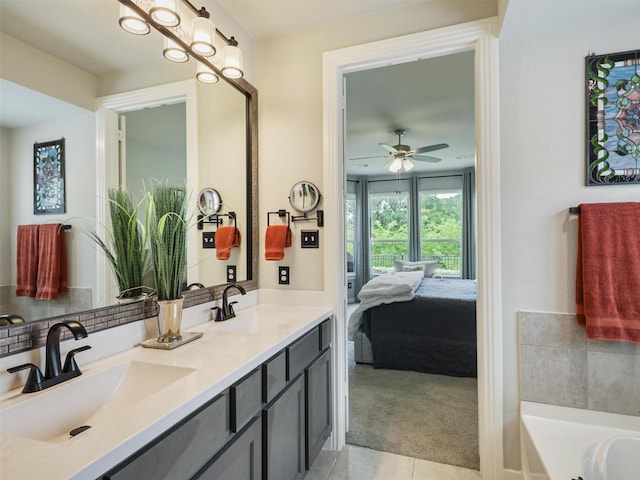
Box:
[351,129,449,172]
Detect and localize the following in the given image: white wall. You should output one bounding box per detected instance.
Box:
[7,112,97,292]
[499,17,639,470]
[255,1,497,290]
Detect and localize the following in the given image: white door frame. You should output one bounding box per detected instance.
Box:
[322,18,503,478]
[94,80,198,302]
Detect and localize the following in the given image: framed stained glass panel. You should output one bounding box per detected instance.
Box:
[33,138,66,214]
[586,49,640,186]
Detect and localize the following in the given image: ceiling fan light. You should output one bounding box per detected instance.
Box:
[163,37,189,63]
[403,159,414,171]
[119,5,150,35]
[150,0,180,27]
[221,43,243,79]
[191,15,216,57]
[388,158,402,173]
[196,62,219,84]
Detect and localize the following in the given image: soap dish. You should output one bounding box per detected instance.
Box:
[140,331,203,350]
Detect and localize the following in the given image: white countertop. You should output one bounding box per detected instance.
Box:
[0,303,333,480]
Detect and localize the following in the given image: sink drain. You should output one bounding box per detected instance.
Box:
[69,425,91,437]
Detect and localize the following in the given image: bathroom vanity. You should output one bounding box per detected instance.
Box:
[0,304,333,480]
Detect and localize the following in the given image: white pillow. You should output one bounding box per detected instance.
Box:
[393,259,438,277]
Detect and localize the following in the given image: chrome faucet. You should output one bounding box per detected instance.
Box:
[7,321,91,394]
[211,284,246,322]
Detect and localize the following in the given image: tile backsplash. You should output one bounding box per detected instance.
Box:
[519,311,640,416]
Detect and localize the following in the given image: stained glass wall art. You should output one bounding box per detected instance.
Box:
[33,138,66,214]
[586,49,640,186]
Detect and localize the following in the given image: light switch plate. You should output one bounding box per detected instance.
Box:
[301,230,319,248]
[278,266,290,285]
[202,231,215,249]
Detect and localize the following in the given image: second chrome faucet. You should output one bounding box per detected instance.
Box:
[211,284,246,322]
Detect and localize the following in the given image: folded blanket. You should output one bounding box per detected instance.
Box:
[348,271,423,340]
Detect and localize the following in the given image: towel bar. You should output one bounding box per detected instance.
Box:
[198,211,237,230]
[267,210,290,227]
[569,207,580,214]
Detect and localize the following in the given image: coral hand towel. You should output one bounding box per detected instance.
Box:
[576,202,640,343]
[16,225,40,297]
[35,224,68,300]
[265,225,292,261]
[215,226,241,260]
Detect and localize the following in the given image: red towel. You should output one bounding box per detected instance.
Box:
[265,225,292,261]
[215,226,241,260]
[16,225,40,297]
[576,202,640,343]
[35,224,68,300]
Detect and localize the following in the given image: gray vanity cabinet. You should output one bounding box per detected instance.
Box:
[263,374,306,480]
[101,318,332,480]
[305,348,331,469]
[102,392,230,480]
[194,415,262,480]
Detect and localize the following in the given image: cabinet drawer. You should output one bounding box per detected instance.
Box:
[104,393,230,480]
[319,318,331,351]
[287,326,320,381]
[263,349,287,404]
[230,367,262,433]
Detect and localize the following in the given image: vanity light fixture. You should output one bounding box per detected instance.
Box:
[196,62,219,83]
[191,8,216,57]
[149,0,180,27]
[221,39,243,79]
[163,37,189,63]
[118,0,244,83]
[119,4,151,35]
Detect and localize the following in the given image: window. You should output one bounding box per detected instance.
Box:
[419,190,462,277]
[369,190,409,275]
[345,192,356,273]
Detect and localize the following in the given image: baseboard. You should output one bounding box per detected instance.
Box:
[502,468,548,480]
[503,469,523,480]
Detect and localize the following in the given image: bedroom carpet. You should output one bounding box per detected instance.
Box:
[346,341,479,470]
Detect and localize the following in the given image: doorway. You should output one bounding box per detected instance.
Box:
[322,19,503,478]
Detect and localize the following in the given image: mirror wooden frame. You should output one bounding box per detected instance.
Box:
[0,77,258,357]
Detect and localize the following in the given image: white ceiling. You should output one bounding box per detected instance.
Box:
[3,1,638,175]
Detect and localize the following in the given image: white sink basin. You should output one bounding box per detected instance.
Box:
[0,361,194,443]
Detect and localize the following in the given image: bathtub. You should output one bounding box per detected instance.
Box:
[520,401,640,480]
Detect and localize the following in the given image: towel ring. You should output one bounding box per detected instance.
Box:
[267,210,290,227]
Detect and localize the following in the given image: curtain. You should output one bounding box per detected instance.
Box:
[461,168,476,279]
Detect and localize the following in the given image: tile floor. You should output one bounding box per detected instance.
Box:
[305,445,481,480]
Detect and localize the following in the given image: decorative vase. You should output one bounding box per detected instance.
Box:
[156,296,184,343]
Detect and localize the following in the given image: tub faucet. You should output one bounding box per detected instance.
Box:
[7,321,91,393]
[212,284,246,321]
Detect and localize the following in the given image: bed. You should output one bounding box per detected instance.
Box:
[348,272,477,377]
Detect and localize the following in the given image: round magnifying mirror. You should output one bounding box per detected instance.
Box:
[289,181,321,213]
[198,188,222,216]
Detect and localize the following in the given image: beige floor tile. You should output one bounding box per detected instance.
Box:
[328,445,415,480]
[412,458,481,480]
[305,449,340,480]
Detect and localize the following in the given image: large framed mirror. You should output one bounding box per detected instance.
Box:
[0,55,258,355]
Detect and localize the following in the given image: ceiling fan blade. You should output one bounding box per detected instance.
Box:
[348,155,388,161]
[412,155,442,163]
[379,143,398,154]
[412,143,449,154]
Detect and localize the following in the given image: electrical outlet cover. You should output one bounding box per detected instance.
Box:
[301,230,319,248]
[279,266,290,285]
